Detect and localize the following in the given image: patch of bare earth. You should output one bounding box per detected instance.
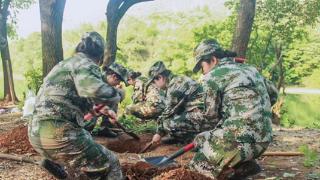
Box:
[0,113,319,179]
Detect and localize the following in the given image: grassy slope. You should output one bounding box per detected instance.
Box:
[281,69,320,128]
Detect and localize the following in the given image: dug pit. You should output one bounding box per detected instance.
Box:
[94,133,156,153]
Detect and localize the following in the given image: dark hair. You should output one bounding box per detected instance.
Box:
[159,69,171,78]
[75,36,104,61]
[128,72,142,80]
[202,49,237,62]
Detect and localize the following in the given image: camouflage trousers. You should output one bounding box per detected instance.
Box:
[189,129,269,178]
[126,102,162,120]
[162,108,213,142]
[28,118,123,179]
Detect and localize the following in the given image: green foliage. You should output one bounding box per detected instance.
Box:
[301,69,320,88]
[7,0,36,38]
[118,115,157,134]
[299,145,319,167]
[283,29,320,85]
[24,68,43,94]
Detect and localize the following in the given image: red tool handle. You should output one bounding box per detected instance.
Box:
[183,142,195,152]
[234,57,246,63]
[84,104,105,121]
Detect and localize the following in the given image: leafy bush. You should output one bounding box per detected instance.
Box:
[118,114,157,134]
[24,68,42,94]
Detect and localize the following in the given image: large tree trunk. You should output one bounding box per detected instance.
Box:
[231,0,256,58]
[0,0,18,103]
[39,0,66,78]
[103,0,153,67]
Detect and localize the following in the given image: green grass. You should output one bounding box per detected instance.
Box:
[281,94,320,128]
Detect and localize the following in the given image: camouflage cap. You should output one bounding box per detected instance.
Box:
[81,31,105,50]
[193,39,222,73]
[146,61,167,86]
[106,63,129,86]
[127,69,142,80]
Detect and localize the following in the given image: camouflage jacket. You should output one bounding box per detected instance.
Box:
[161,74,204,118]
[131,77,148,103]
[33,53,121,126]
[202,57,273,143]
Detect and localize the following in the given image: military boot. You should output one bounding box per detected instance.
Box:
[161,135,184,144]
[228,160,262,180]
[40,159,68,179]
[92,127,118,138]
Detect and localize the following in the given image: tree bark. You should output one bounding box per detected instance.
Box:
[103,0,153,67]
[0,0,18,102]
[275,43,285,92]
[39,0,66,78]
[231,0,256,58]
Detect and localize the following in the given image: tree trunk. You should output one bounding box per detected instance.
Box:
[275,43,285,92]
[39,0,66,78]
[103,0,153,67]
[231,0,256,58]
[0,0,18,102]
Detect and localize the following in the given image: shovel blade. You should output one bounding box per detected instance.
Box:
[143,156,176,167]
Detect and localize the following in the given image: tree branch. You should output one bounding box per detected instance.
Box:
[117,0,153,21]
[2,0,11,12]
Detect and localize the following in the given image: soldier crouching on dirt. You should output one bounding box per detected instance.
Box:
[189,39,277,179]
[28,32,123,180]
[125,69,165,120]
[84,63,128,138]
[149,61,213,145]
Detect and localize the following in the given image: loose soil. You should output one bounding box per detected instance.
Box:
[1,113,320,179]
[0,125,35,154]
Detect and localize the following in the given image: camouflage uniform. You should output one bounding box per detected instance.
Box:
[189,39,275,178]
[84,63,128,136]
[148,61,212,141]
[126,76,165,119]
[28,32,123,179]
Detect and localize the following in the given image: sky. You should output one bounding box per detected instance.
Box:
[16,0,227,37]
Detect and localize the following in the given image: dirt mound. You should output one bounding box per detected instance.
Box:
[95,133,156,153]
[121,161,179,180]
[0,125,35,154]
[154,167,213,180]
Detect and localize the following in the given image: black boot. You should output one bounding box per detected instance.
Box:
[92,127,118,138]
[161,135,184,144]
[40,159,68,179]
[228,160,262,180]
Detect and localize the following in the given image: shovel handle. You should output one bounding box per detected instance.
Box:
[84,104,105,121]
[159,142,195,166]
[115,121,140,140]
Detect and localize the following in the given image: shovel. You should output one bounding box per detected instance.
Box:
[144,142,195,167]
[84,104,140,140]
[139,141,153,153]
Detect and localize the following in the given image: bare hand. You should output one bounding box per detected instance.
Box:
[152,134,161,144]
[107,110,117,124]
[99,107,117,124]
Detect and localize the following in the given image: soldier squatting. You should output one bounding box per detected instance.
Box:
[28,32,278,179]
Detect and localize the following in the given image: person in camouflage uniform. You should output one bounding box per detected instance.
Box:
[189,39,278,179]
[149,61,213,144]
[84,63,128,137]
[125,69,165,120]
[28,32,123,179]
